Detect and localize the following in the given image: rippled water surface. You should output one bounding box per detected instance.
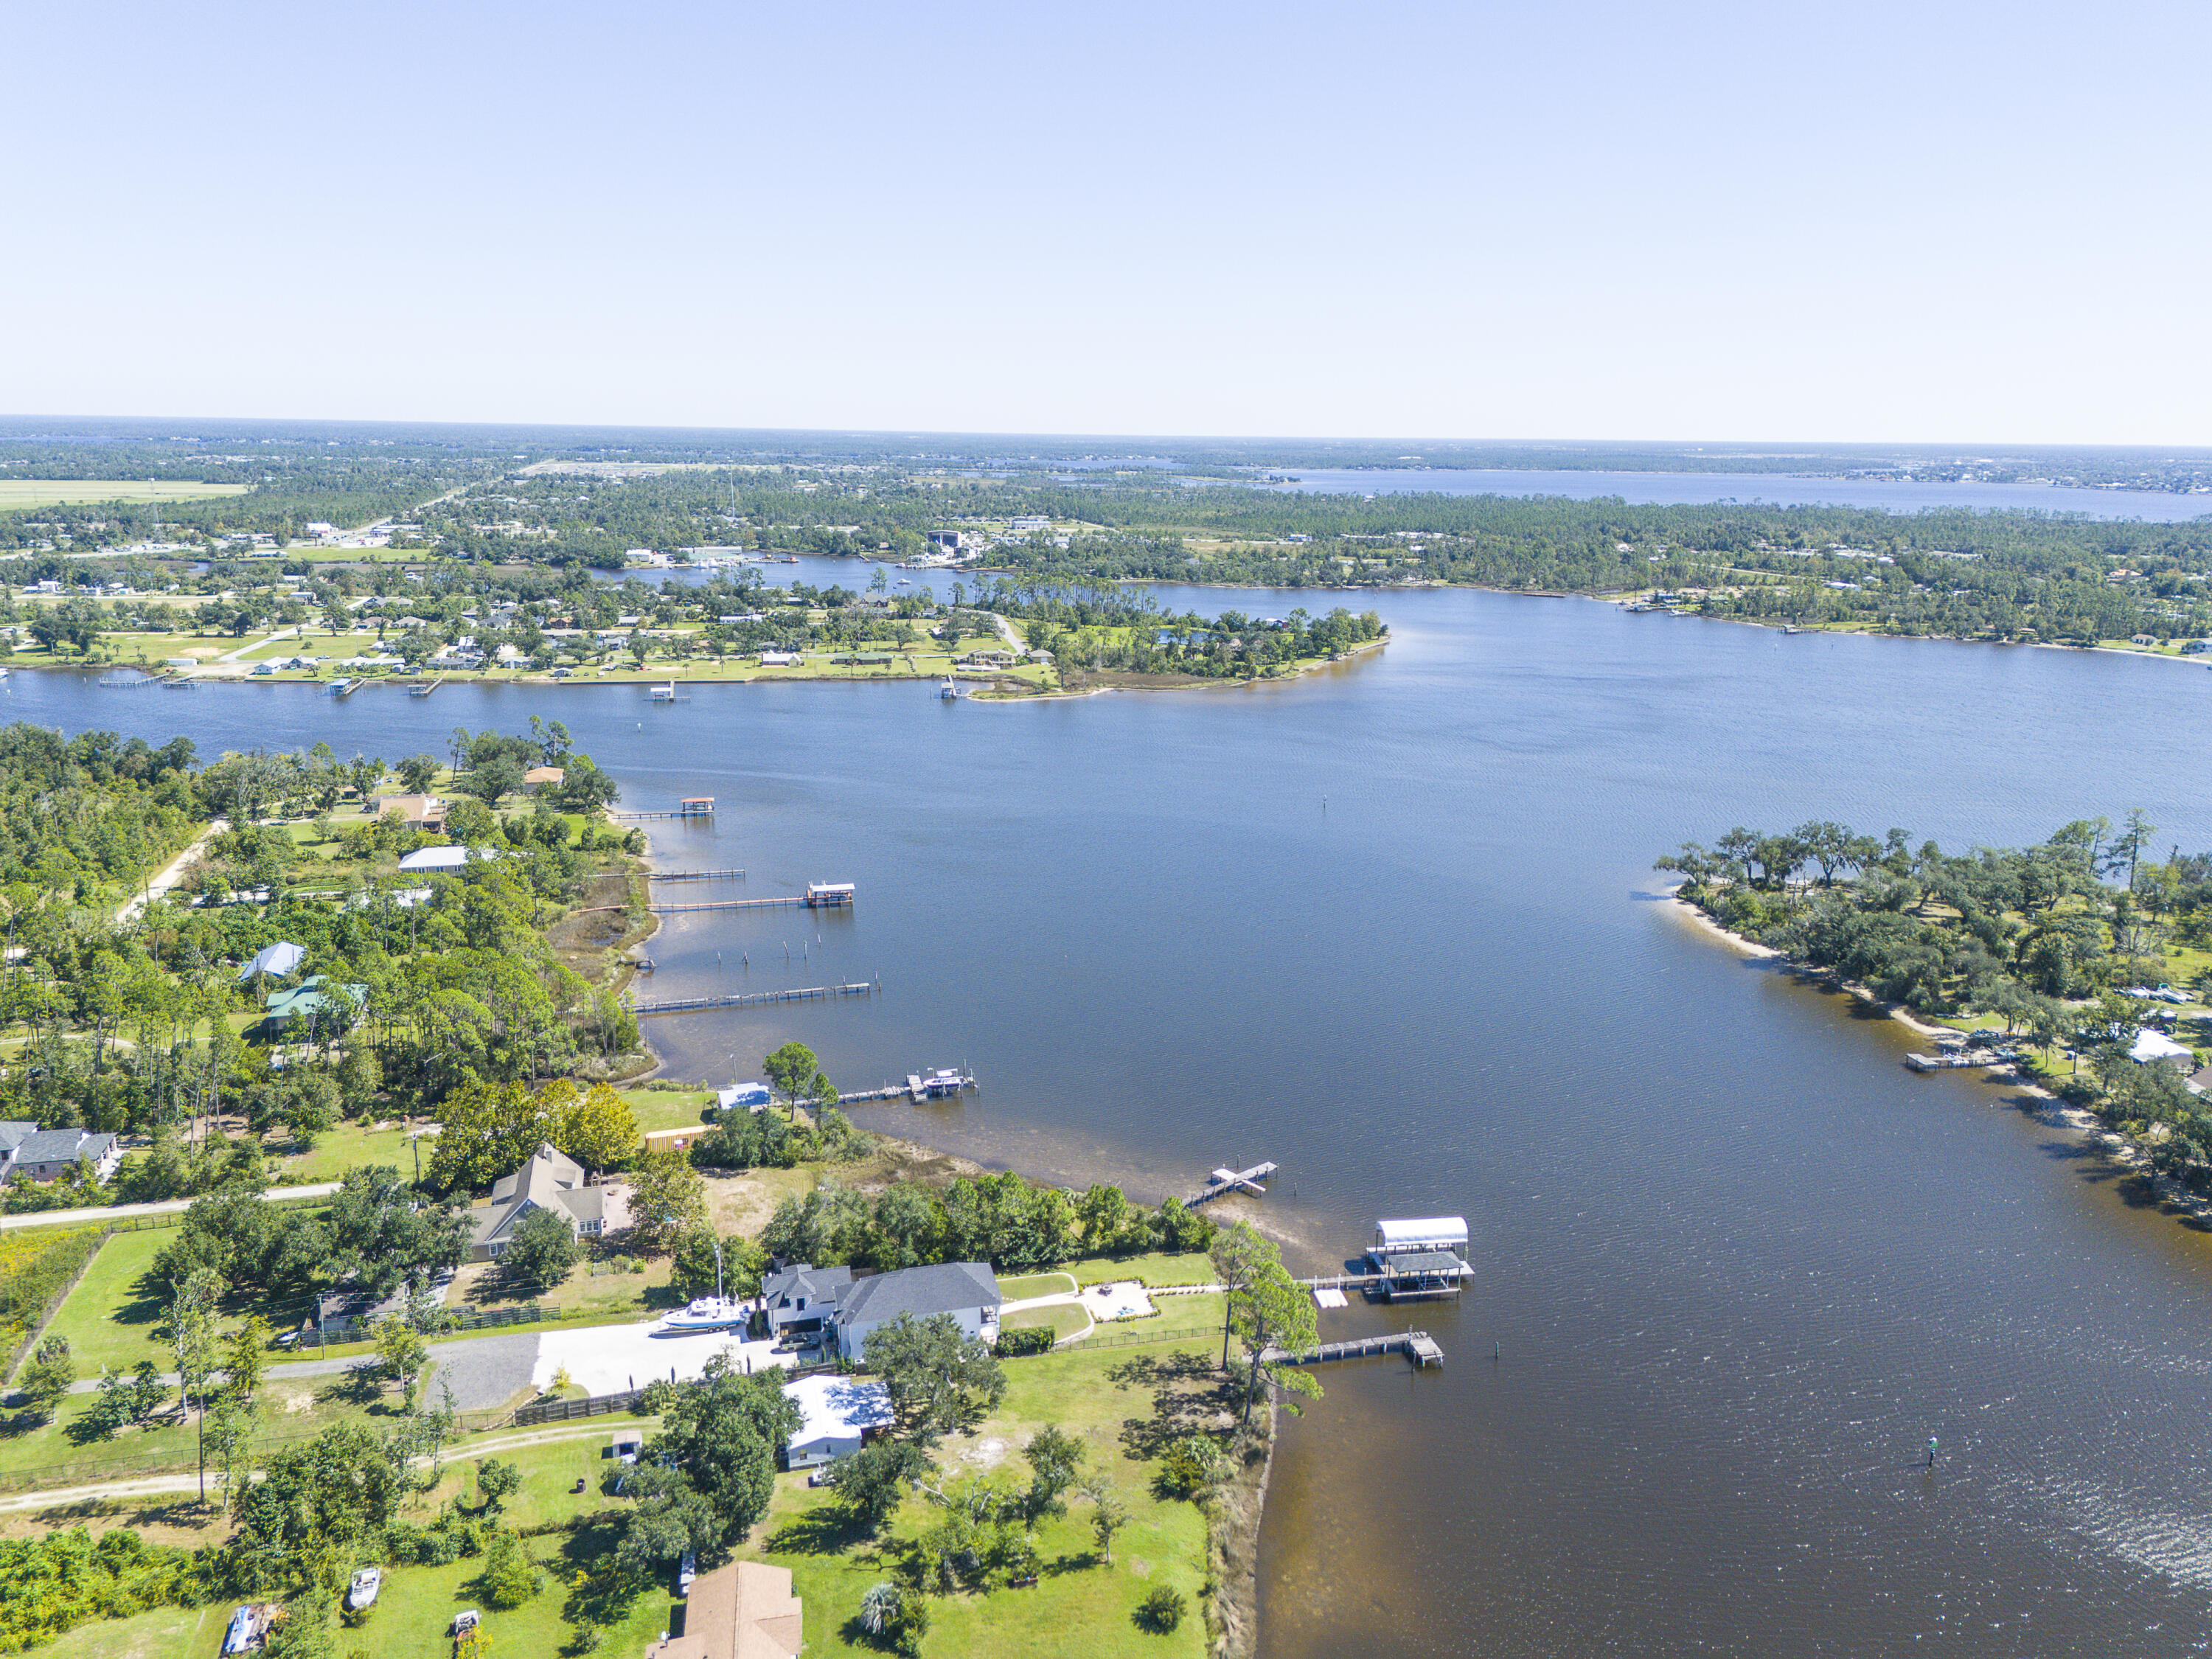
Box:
[21,594,2212,1656]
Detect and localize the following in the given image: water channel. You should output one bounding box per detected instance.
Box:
[21,585,2212,1656]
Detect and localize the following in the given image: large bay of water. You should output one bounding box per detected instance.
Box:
[24,593,2212,1656]
[1237,465,2212,521]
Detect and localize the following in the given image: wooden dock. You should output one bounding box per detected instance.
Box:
[1265,1330,1444,1368]
[650,883,852,914]
[631,982,874,1017]
[1187,1161,1278,1206]
[409,677,444,698]
[648,869,747,883]
[649,894,825,914]
[612,799,714,821]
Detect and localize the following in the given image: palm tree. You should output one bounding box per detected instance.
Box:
[859,1582,900,1635]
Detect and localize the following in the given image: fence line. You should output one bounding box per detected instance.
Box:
[0,1405,517,1494]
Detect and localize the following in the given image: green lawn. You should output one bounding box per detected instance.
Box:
[1065,1251,1217,1289]
[0,480,248,509]
[622,1088,716,1134]
[1002,1304,1090,1341]
[268,1121,414,1185]
[748,1335,1217,1658]
[27,1430,672,1659]
[34,1231,178,1379]
[997,1272,1077,1301]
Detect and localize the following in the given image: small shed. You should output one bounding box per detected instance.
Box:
[782,1375,893,1469]
[607,1430,642,1464]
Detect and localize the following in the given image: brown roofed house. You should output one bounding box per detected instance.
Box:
[646,1561,801,1659]
[375,793,447,832]
[523,767,566,794]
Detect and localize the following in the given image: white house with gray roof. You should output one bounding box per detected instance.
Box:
[761,1263,853,1343]
[833,1260,1002,1361]
[0,1123,122,1184]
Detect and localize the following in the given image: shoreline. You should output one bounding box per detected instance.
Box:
[1663,885,2212,1225]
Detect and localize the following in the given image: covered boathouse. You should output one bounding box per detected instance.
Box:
[1367,1215,1472,1300]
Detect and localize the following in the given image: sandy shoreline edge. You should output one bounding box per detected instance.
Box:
[1661,884,2212,1223]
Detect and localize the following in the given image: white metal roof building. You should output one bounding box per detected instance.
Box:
[782,1374,893,1469]
[236,942,306,983]
[1372,1217,1470,1257]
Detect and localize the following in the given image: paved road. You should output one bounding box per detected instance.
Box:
[0,1181,341,1232]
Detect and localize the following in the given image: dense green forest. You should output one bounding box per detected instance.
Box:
[1659,815,2212,1186]
[0,720,644,1208]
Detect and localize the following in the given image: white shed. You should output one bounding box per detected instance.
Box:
[783,1374,893,1469]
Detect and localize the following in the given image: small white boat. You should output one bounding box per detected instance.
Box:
[346,1568,382,1610]
[658,1296,750,1333]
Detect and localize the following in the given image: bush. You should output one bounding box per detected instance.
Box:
[994,1326,1054,1358]
[1134,1585,1187,1633]
[477,1530,543,1610]
[1154,1435,1226,1500]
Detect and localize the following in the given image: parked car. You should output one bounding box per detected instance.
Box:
[677,1551,696,1597]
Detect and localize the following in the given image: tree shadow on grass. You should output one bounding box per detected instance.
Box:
[556,1516,644,1629]
[316,1363,387,1408]
[1042,1550,1100,1578]
[764,1502,875,1557]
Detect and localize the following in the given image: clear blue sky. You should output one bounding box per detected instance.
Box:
[5,1,2206,444]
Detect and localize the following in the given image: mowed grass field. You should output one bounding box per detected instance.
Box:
[0,480,248,509]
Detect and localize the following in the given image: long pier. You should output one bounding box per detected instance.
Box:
[632,982,874,1017]
[648,869,747,883]
[652,897,799,914]
[1264,1330,1444,1368]
[1187,1161,1278,1206]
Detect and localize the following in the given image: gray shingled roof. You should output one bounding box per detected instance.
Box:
[6,1128,116,1167]
[764,1264,852,1310]
[834,1261,1001,1330]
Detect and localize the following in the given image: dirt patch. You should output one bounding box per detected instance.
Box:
[703,1166,815,1239]
[547,869,649,973]
[837,1133,990,1192]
